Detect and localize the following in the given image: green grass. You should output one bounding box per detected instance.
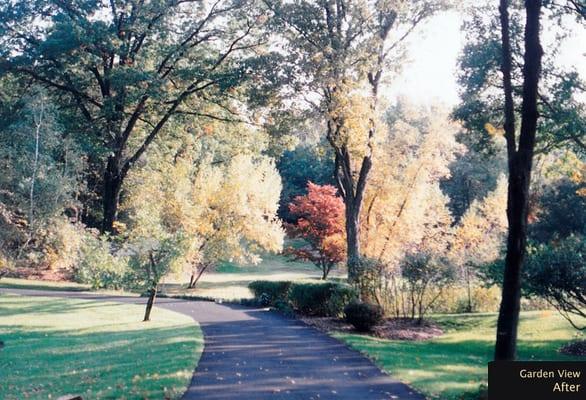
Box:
[335,311,584,399]
[0,294,203,400]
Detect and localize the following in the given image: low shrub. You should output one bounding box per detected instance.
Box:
[326,284,358,318]
[248,281,292,306]
[248,280,357,317]
[344,301,384,332]
[289,282,357,316]
[274,299,296,317]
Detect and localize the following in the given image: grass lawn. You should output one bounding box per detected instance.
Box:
[335,311,584,399]
[0,294,203,400]
[161,250,346,300]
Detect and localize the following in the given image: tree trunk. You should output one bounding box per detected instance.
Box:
[102,156,123,233]
[321,262,332,280]
[495,0,543,361]
[188,264,208,289]
[466,264,473,313]
[143,284,157,322]
[346,203,361,282]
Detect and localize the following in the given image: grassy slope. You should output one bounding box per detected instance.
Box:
[336,311,584,399]
[0,294,203,400]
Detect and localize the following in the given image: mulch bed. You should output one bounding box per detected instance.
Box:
[300,316,444,341]
[559,340,586,356]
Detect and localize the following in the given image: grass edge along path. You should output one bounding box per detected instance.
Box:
[334,311,584,400]
[0,293,203,399]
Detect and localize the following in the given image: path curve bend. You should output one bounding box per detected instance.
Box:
[1,288,425,400]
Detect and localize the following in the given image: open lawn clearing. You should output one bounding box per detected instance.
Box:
[0,294,203,399]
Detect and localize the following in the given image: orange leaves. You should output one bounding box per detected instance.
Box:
[288,182,346,266]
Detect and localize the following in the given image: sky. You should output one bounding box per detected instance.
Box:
[385,9,586,107]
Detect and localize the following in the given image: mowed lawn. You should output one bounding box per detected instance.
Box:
[161,250,345,300]
[336,311,584,399]
[0,294,203,399]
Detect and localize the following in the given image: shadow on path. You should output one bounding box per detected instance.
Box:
[1,288,425,400]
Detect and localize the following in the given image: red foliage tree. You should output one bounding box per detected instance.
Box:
[286,182,346,279]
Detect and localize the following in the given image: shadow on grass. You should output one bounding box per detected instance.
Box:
[337,332,582,399]
[0,296,137,318]
[0,324,201,400]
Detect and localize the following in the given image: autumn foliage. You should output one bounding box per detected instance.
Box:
[286,183,346,279]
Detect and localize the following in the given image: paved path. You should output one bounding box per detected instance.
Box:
[1,288,425,400]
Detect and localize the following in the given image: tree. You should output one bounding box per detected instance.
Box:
[123,122,284,289]
[453,1,586,158]
[494,0,544,361]
[441,129,508,222]
[0,0,273,232]
[286,182,346,280]
[277,141,335,222]
[450,176,508,312]
[523,235,586,330]
[362,103,462,268]
[0,87,85,266]
[530,177,586,242]
[266,0,444,281]
[126,235,186,321]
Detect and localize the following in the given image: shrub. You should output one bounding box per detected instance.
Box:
[74,233,129,290]
[274,299,295,317]
[325,284,358,318]
[248,280,357,317]
[344,301,384,332]
[289,282,356,316]
[248,281,292,306]
[401,252,456,322]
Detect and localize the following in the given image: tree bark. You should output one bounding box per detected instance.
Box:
[143,284,157,322]
[495,0,543,361]
[345,202,362,281]
[102,155,123,233]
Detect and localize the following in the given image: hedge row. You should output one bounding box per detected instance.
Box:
[248,280,357,317]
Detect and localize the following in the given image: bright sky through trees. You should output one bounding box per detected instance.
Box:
[386,9,585,106]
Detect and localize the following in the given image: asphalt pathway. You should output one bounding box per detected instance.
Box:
[1,288,425,400]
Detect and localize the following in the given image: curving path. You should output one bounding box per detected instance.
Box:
[1,288,425,400]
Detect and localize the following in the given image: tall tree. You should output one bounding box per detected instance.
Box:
[494,0,543,360]
[0,0,272,232]
[362,102,462,268]
[266,0,443,281]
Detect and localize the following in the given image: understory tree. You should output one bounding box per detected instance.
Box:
[450,176,508,312]
[523,235,586,330]
[355,103,461,311]
[123,120,284,289]
[286,182,346,280]
[0,87,85,270]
